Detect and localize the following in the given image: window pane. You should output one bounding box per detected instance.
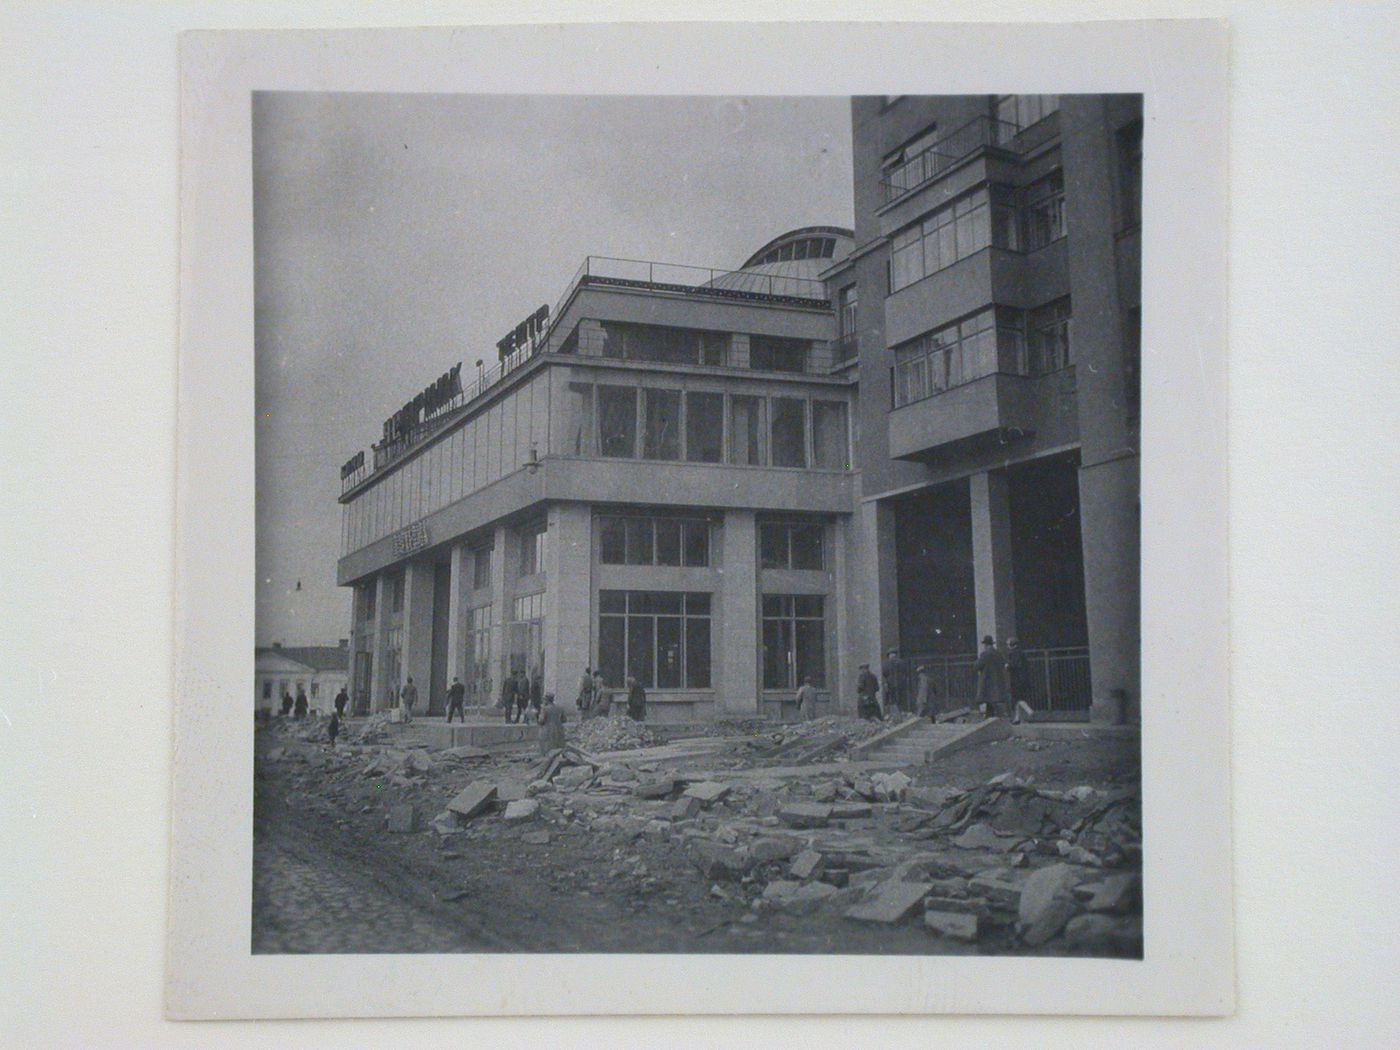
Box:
[599,590,625,614]
[698,331,727,366]
[685,592,712,615]
[473,547,491,589]
[682,520,709,567]
[762,619,792,690]
[750,336,808,373]
[795,617,827,688]
[624,517,653,565]
[598,616,625,689]
[597,386,637,458]
[626,616,654,688]
[761,594,788,618]
[729,395,765,465]
[642,387,681,460]
[562,382,594,455]
[759,522,786,569]
[770,398,807,468]
[685,617,711,688]
[651,592,683,615]
[790,526,824,570]
[811,401,848,470]
[656,617,682,688]
[654,518,681,565]
[599,517,626,564]
[793,594,824,618]
[684,392,724,462]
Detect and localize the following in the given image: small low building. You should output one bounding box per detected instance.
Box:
[254,641,350,715]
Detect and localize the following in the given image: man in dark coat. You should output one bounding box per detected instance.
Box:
[293,686,309,720]
[974,635,1007,719]
[280,691,293,717]
[1004,637,1030,723]
[625,676,647,722]
[880,649,905,717]
[333,686,349,718]
[856,663,881,720]
[528,669,543,715]
[513,670,532,725]
[445,676,466,723]
[500,672,519,722]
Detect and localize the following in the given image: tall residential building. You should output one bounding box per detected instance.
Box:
[333,94,1142,725]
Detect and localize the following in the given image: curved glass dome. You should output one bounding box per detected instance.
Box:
[707,226,855,298]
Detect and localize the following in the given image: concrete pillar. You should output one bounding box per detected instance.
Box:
[400,560,435,709]
[445,544,468,688]
[970,470,1018,646]
[719,509,759,716]
[543,502,593,700]
[1079,456,1141,723]
[859,498,900,668]
[369,573,390,712]
[832,514,858,714]
[490,524,511,687]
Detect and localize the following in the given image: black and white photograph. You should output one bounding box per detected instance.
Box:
[250,90,1145,958]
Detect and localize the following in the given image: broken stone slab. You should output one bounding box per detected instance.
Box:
[404,751,433,774]
[927,876,971,897]
[683,781,731,805]
[633,777,677,800]
[952,822,1023,852]
[643,820,671,840]
[968,871,1023,909]
[430,810,462,837]
[844,880,934,924]
[924,910,980,942]
[749,837,805,864]
[446,781,498,820]
[521,830,551,845]
[502,798,540,823]
[830,802,873,820]
[789,850,826,881]
[779,802,833,829]
[669,796,704,821]
[924,895,990,917]
[442,745,490,760]
[496,780,529,803]
[386,803,417,833]
[1017,862,1085,946]
[813,782,839,804]
[689,840,750,881]
[553,766,595,790]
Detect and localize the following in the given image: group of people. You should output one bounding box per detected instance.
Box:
[574,667,647,721]
[854,636,1032,723]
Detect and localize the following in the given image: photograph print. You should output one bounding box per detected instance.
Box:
[252,90,1144,959]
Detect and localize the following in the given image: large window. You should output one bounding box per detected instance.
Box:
[729,395,766,466]
[749,335,809,373]
[995,94,1059,130]
[601,322,727,366]
[770,397,807,468]
[1028,298,1073,373]
[642,388,682,460]
[599,515,710,568]
[597,385,637,458]
[760,521,825,570]
[598,591,712,690]
[892,308,1026,406]
[889,187,1017,292]
[518,521,548,577]
[357,582,376,621]
[1021,168,1066,251]
[471,545,492,590]
[563,381,594,455]
[684,392,724,463]
[762,595,826,689]
[467,604,493,699]
[811,400,849,470]
[390,572,405,614]
[837,285,859,360]
[507,593,544,679]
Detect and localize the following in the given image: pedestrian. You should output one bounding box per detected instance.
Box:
[592,671,610,718]
[795,676,819,721]
[445,676,466,723]
[333,686,349,718]
[856,663,881,720]
[513,670,532,725]
[293,686,309,720]
[974,635,1007,719]
[528,669,543,715]
[327,711,341,747]
[576,666,594,712]
[537,692,566,754]
[915,664,939,720]
[280,691,293,718]
[399,676,418,724]
[506,674,523,722]
[1004,637,1030,723]
[880,649,904,717]
[625,676,647,722]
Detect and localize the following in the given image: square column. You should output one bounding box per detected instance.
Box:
[400,560,435,706]
[1079,456,1141,723]
[859,498,900,668]
[719,509,759,716]
[369,573,391,712]
[970,470,1018,646]
[445,544,468,686]
[832,514,859,714]
[490,524,511,689]
[543,502,593,700]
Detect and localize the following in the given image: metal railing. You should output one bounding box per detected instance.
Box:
[881,116,1024,203]
[897,645,1092,713]
[561,255,830,308]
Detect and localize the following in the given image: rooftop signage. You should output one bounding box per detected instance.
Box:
[380,363,463,445]
[340,450,365,480]
[496,304,549,359]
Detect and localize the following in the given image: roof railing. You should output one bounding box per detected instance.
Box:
[881,115,1024,203]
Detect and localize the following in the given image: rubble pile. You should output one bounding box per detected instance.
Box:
[570,717,658,753]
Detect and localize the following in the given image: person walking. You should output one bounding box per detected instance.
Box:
[1004,637,1030,724]
[592,670,610,718]
[445,676,466,723]
[974,636,1006,719]
[915,664,940,720]
[399,676,418,724]
[326,711,341,747]
[625,676,647,722]
[293,686,309,720]
[280,691,293,718]
[795,676,819,722]
[856,663,881,720]
[576,667,595,713]
[528,669,543,716]
[537,692,566,755]
[880,649,904,718]
[333,686,349,718]
[500,671,519,723]
[513,670,532,725]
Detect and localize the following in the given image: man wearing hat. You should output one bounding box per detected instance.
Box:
[974,635,1007,719]
[880,648,906,718]
[856,662,882,720]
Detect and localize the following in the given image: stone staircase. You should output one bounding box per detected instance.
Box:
[855,716,1013,766]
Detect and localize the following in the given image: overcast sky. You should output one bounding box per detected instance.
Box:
[253,92,854,646]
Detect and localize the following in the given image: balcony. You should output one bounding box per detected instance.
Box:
[553,255,830,312]
[881,116,1024,205]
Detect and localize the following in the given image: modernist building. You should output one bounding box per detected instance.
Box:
[334,94,1142,724]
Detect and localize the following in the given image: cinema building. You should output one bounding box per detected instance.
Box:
[335,94,1142,725]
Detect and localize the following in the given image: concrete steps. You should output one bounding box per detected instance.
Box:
[857,717,1013,766]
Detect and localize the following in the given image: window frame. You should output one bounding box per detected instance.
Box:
[760,593,827,690]
[597,589,713,690]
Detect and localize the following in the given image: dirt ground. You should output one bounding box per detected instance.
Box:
[252,716,1141,957]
